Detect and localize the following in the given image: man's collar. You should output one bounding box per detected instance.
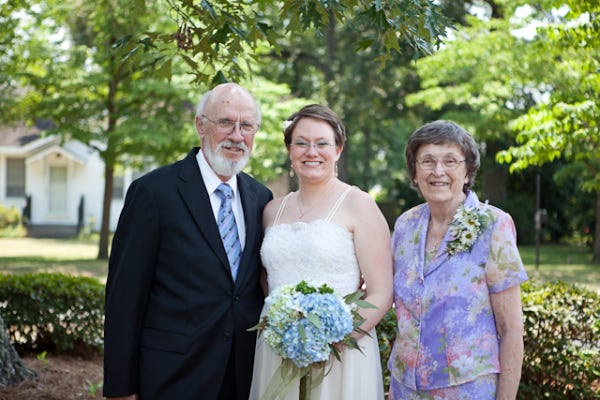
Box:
[196,148,239,196]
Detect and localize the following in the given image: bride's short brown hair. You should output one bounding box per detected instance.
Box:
[283,104,346,149]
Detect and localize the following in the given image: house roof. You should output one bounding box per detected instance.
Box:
[0,123,42,146]
[26,145,87,165]
[0,123,90,164]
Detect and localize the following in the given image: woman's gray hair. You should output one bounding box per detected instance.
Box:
[406,120,480,194]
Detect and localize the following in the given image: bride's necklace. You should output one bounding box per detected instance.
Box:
[297,181,336,219]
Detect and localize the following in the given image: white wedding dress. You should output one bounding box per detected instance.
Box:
[249,187,385,400]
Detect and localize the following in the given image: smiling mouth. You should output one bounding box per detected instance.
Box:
[220,144,245,154]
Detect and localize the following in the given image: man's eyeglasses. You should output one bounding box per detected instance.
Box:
[202,115,260,136]
[290,140,335,151]
[417,157,466,171]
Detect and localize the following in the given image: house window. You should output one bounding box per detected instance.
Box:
[6,158,25,197]
[112,175,124,199]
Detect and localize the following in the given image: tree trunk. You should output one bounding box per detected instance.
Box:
[593,191,600,264]
[0,313,36,388]
[97,161,114,260]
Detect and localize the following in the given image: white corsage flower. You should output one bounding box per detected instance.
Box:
[445,204,493,255]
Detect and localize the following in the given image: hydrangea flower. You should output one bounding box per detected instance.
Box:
[249,281,373,399]
[253,281,364,368]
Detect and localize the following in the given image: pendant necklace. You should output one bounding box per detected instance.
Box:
[297,181,336,219]
[427,216,450,252]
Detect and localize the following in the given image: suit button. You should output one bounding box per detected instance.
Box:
[223,332,231,341]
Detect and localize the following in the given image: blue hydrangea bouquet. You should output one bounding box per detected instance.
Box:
[249,280,375,400]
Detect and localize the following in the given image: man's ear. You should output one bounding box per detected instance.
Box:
[195,116,206,139]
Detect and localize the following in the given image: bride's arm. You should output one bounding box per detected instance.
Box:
[258,199,281,297]
[346,190,394,337]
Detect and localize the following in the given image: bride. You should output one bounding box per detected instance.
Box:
[249,104,393,399]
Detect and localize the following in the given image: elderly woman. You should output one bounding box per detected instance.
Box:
[388,120,528,400]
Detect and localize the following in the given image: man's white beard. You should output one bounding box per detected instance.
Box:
[204,140,250,177]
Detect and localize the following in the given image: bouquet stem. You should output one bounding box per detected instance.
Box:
[299,373,308,400]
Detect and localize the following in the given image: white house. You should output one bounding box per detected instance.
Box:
[0,123,134,237]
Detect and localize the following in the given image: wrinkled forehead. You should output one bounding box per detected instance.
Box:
[416,142,465,157]
[206,87,257,119]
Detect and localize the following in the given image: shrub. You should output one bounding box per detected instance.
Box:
[519,280,599,399]
[0,204,25,238]
[0,204,21,228]
[0,272,104,356]
[377,307,396,389]
[376,280,600,398]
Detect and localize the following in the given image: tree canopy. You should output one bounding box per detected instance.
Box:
[3,0,598,258]
[161,0,452,84]
[1,0,454,258]
[496,0,600,260]
[404,0,600,259]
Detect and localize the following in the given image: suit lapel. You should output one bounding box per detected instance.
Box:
[236,173,259,285]
[177,149,230,273]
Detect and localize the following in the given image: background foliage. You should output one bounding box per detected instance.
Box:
[519,280,600,399]
[377,279,600,399]
[0,273,597,397]
[0,273,104,355]
[0,205,26,238]
[2,0,599,257]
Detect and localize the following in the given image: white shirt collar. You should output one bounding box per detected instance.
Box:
[196,148,239,197]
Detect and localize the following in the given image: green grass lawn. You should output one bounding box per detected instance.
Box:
[520,244,600,292]
[0,238,108,282]
[0,238,598,291]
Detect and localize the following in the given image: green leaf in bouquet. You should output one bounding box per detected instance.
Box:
[343,290,366,304]
[343,336,366,356]
[247,316,268,333]
[306,312,322,328]
[298,322,306,341]
[354,299,378,309]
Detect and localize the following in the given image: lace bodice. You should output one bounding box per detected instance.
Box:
[260,187,360,296]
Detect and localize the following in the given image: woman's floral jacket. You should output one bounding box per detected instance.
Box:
[388,191,528,390]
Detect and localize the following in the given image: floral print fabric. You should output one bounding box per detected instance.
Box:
[388,191,528,396]
[389,372,498,400]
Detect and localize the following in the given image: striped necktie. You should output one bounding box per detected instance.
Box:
[215,183,242,280]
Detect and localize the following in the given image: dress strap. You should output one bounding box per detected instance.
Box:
[325,186,355,222]
[272,192,293,226]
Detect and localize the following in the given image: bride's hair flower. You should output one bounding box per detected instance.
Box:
[445,203,494,255]
[283,119,294,131]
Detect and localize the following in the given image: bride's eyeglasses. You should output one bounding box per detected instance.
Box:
[290,140,335,151]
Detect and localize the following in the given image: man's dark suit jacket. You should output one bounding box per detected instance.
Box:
[103,148,273,399]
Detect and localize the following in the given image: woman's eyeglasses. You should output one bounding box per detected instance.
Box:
[417,157,466,171]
